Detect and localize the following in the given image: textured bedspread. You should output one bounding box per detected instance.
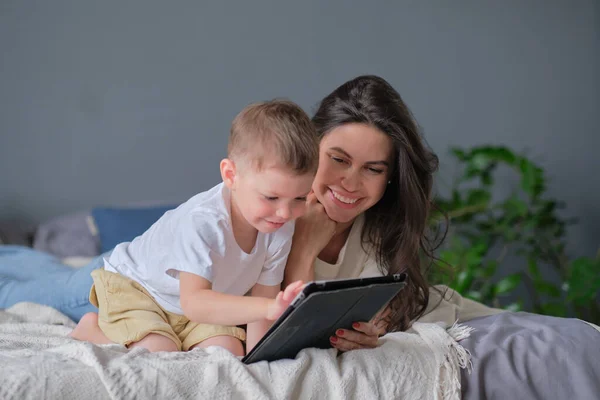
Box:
[0,303,471,400]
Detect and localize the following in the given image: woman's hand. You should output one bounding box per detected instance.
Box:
[284,193,338,285]
[329,308,390,351]
[293,193,337,258]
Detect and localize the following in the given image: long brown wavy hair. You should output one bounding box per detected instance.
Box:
[312,75,445,332]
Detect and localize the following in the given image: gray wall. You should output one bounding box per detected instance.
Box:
[1,1,599,258]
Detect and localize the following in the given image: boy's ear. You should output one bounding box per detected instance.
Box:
[220,158,237,189]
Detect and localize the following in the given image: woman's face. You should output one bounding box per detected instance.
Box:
[313,123,394,223]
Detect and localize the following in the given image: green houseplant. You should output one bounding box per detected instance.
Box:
[430,146,600,324]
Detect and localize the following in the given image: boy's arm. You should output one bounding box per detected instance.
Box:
[180,272,269,325]
[179,271,303,326]
[245,283,281,353]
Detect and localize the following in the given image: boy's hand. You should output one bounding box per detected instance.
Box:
[266,280,305,321]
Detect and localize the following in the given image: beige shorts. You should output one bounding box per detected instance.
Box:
[89,269,246,351]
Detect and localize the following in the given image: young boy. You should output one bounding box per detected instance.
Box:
[70,100,319,356]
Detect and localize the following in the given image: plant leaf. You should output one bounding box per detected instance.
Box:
[504,302,523,312]
[451,147,467,161]
[467,189,491,207]
[527,257,541,280]
[466,290,483,301]
[495,273,521,295]
[567,257,600,306]
[455,270,475,293]
[519,158,545,198]
[504,196,528,219]
[534,281,562,298]
[541,302,568,317]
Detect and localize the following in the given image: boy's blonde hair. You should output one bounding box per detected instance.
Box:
[228,99,319,174]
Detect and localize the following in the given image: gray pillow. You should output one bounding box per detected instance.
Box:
[0,221,35,246]
[33,211,100,257]
[460,312,600,400]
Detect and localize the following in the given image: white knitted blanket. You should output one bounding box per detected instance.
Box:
[0,303,471,400]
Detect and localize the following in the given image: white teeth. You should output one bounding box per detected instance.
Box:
[331,190,358,204]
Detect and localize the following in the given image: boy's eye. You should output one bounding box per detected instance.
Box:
[295,197,307,201]
[264,196,278,201]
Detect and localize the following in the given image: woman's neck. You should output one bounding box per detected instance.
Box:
[318,220,354,264]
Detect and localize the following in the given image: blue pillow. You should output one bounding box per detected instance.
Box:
[91,205,177,252]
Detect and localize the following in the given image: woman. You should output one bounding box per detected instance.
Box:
[0,75,499,348]
[285,75,452,352]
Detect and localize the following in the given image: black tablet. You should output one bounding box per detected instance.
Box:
[242,273,407,364]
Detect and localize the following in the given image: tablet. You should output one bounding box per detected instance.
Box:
[242,273,407,364]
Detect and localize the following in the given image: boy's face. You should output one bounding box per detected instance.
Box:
[223,160,314,233]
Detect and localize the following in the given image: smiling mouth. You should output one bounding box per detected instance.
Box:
[265,220,285,225]
[330,189,359,204]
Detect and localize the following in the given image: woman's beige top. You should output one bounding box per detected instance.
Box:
[313,216,503,326]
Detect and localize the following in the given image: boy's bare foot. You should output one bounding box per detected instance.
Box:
[69,312,114,345]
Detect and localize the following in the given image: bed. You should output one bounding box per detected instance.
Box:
[1,208,599,399]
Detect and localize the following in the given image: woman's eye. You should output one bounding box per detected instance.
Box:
[331,156,345,164]
[367,167,384,174]
[295,197,307,201]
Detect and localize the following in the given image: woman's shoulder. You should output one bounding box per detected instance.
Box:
[417,285,504,325]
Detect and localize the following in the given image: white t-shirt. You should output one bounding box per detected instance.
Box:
[105,183,294,314]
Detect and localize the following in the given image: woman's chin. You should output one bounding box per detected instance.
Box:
[323,204,359,224]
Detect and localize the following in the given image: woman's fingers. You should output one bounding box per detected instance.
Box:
[330,327,379,350]
[353,321,385,337]
[329,321,385,352]
[330,335,366,352]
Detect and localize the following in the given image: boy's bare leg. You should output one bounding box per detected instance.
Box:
[129,333,178,352]
[69,312,114,344]
[190,336,245,356]
[71,312,178,352]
